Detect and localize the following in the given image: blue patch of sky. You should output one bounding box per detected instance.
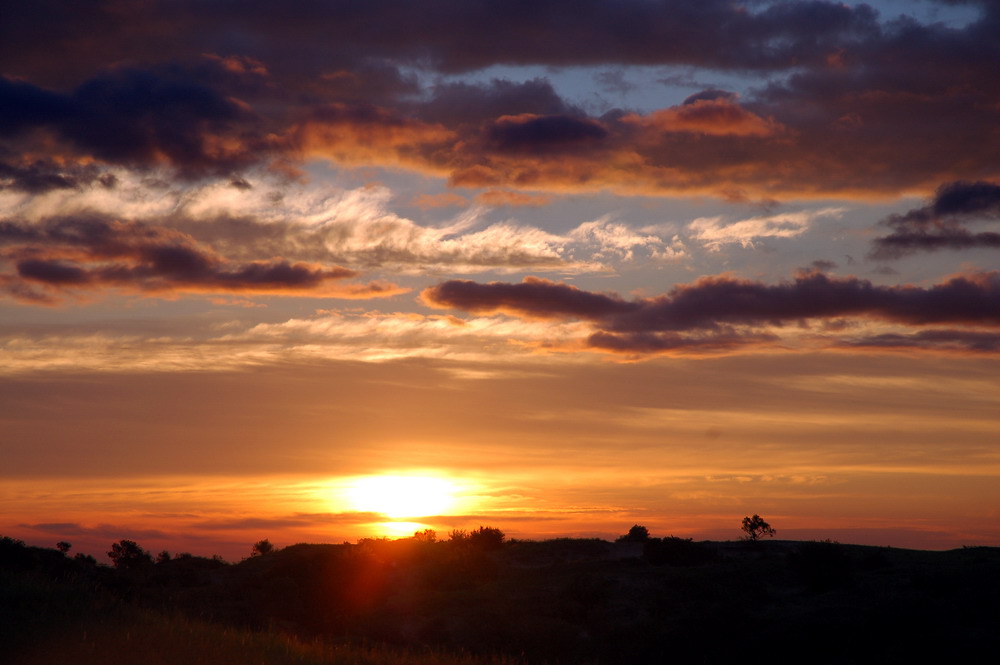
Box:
[402,62,760,115]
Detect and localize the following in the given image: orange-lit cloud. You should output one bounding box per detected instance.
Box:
[294,103,453,168]
[622,97,780,137]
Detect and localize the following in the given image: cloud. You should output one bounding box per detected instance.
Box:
[4,179,681,279]
[587,329,778,354]
[419,78,575,127]
[294,102,453,167]
[190,512,385,530]
[22,522,171,540]
[870,180,1000,259]
[4,3,1000,199]
[0,216,401,303]
[422,271,1000,356]
[688,208,845,250]
[422,276,635,321]
[570,218,686,261]
[0,309,594,373]
[0,67,271,177]
[839,329,1000,354]
[623,98,780,137]
[484,114,609,154]
[0,160,118,194]
[1,1,887,81]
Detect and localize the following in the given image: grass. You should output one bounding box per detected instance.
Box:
[12,613,525,665]
[2,570,522,665]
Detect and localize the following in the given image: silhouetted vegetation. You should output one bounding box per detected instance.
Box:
[251,538,275,557]
[615,524,650,542]
[3,530,1000,664]
[107,539,153,570]
[741,514,776,542]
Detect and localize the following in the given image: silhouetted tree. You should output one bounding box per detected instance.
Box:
[251,539,274,557]
[616,525,651,543]
[107,539,152,569]
[156,550,172,563]
[468,526,505,550]
[56,541,72,554]
[413,528,437,543]
[74,552,97,565]
[741,514,776,542]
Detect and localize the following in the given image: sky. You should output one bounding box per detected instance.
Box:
[2,0,999,560]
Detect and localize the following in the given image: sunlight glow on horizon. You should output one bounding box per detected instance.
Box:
[343,474,460,519]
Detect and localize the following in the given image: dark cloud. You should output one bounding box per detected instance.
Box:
[1,2,998,197]
[0,216,401,303]
[422,276,633,320]
[485,115,609,154]
[0,68,268,177]
[424,272,1000,355]
[418,78,575,127]
[808,260,839,272]
[588,330,778,354]
[841,329,1000,353]
[22,522,171,540]
[682,89,739,105]
[871,181,1000,259]
[0,160,116,194]
[0,1,886,84]
[191,512,383,530]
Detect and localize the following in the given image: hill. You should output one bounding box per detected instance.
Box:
[3,534,999,663]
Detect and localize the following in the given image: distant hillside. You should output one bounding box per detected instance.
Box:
[3,534,999,663]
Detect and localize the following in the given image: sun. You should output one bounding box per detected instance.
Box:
[345,475,458,519]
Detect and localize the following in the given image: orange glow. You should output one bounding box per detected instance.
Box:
[345,475,458,519]
[376,521,434,537]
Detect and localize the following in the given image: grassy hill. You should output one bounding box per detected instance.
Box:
[3,534,999,663]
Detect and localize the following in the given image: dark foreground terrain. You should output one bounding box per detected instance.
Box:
[3,534,999,664]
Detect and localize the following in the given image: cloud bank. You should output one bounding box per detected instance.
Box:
[2,1,998,199]
[423,271,1000,356]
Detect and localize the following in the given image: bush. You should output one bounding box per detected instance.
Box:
[616,525,651,543]
[468,526,506,550]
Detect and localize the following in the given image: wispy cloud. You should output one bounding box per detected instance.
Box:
[689,208,845,250]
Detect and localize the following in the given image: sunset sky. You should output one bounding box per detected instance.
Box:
[2,0,999,560]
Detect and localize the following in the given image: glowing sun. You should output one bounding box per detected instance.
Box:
[346,475,458,518]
